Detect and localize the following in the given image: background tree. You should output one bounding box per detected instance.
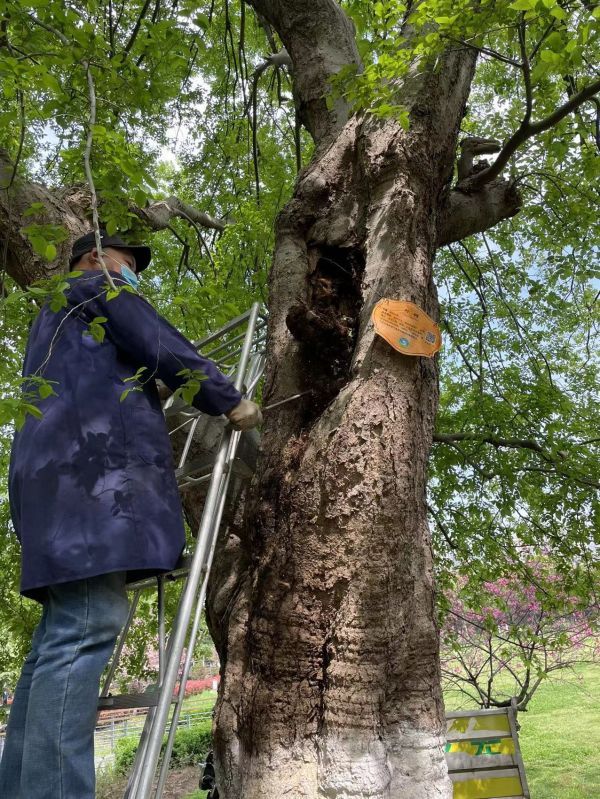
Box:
[441,558,599,711]
[0,1,598,797]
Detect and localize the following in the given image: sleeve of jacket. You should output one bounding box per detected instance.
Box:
[71,274,243,416]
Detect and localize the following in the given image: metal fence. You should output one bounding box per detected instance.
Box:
[94,696,215,766]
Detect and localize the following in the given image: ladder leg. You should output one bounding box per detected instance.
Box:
[154,423,243,798]
[100,589,141,700]
[124,582,187,797]
[157,576,166,685]
[154,591,203,798]
[123,705,156,799]
[154,356,264,797]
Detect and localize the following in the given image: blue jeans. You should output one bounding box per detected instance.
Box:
[0,572,129,798]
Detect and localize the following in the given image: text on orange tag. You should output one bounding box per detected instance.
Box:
[371,299,441,357]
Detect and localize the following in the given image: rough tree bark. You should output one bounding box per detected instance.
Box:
[205,3,518,798]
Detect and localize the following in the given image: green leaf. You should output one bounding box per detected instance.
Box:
[29,236,48,257]
[23,403,43,420]
[23,202,46,218]
[45,243,57,261]
[539,49,559,64]
[194,13,209,30]
[509,0,536,9]
[38,383,56,399]
[49,293,68,312]
[106,218,118,236]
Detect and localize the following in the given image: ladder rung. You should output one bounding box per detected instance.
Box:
[98,692,167,710]
[175,455,254,484]
[175,455,215,480]
[125,556,194,591]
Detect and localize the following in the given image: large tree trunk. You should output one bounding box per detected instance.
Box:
[208,27,478,796]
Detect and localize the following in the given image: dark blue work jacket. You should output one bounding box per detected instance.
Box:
[9,271,242,600]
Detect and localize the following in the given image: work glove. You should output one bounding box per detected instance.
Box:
[225,399,262,431]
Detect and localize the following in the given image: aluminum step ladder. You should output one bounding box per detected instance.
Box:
[97,303,266,799]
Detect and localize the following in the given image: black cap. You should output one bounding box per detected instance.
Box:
[69,230,152,272]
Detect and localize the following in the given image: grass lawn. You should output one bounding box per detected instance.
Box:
[516,664,599,799]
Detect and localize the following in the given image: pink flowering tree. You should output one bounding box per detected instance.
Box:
[440,559,599,710]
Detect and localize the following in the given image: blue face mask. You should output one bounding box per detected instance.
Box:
[105,253,139,290]
[120,264,139,290]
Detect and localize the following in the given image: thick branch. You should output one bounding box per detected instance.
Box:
[27,13,69,46]
[245,0,362,145]
[0,149,223,287]
[433,433,545,452]
[432,433,600,488]
[436,179,522,247]
[136,196,226,232]
[463,76,600,190]
[123,0,153,54]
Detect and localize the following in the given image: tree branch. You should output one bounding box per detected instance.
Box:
[136,197,226,232]
[463,76,600,190]
[83,62,116,290]
[123,0,153,55]
[27,13,69,45]
[442,35,521,68]
[436,178,522,247]
[518,16,532,125]
[433,432,545,452]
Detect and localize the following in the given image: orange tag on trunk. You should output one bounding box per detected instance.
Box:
[371,299,441,357]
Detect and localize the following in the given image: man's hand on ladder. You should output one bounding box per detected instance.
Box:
[225,399,263,431]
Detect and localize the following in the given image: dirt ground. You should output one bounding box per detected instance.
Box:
[97,765,201,798]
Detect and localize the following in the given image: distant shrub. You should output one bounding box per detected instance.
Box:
[114,718,212,774]
[114,736,139,774]
[170,721,212,767]
[174,676,219,698]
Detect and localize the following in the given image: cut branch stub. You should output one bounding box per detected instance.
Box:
[137,196,226,232]
[436,179,522,248]
[457,136,501,182]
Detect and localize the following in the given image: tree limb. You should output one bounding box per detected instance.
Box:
[123,0,153,55]
[462,75,600,191]
[442,35,521,68]
[136,197,226,232]
[518,16,532,125]
[27,13,69,45]
[433,433,545,452]
[0,147,225,287]
[436,178,522,247]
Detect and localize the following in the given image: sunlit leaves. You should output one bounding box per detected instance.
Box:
[339,0,599,130]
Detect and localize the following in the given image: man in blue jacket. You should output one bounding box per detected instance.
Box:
[0,231,261,799]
